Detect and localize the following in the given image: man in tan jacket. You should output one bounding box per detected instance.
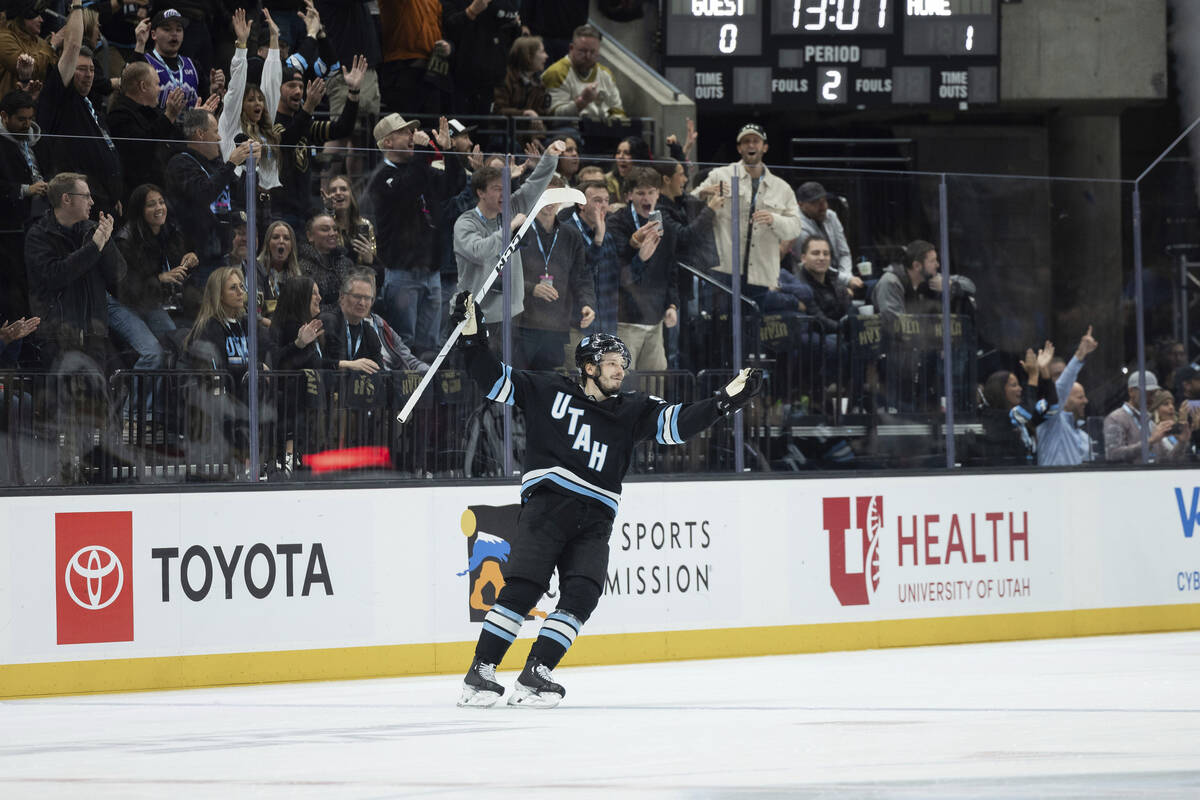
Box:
[692,124,801,308]
[0,1,57,98]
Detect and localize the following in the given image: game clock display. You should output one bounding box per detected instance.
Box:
[663,0,999,109]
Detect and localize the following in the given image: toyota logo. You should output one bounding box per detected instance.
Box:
[64,545,125,610]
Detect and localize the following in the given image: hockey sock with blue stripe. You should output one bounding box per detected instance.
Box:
[527,611,583,669]
[475,603,525,664]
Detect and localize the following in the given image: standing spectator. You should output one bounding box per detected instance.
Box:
[131,11,224,111]
[1036,326,1098,466]
[271,55,366,232]
[0,89,46,324]
[165,108,258,270]
[558,178,618,337]
[453,139,561,337]
[541,24,625,122]
[220,8,282,204]
[603,135,647,202]
[319,269,384,373]
[377,0,450,115]
[297,212,354,312]
[494,35,549,126]
[37,5,124,216]
[443,0,522,116]
[25,172,127,367]
[1104,371,1176,464]
[369,113,462,355]
[0,1,57,98]
[519,0,587,63]
[608,167,718,371]
[255,219,302,323]
[316,0,383,118]
[516,177,593,369]
[693,124,801,306]
[322,174,379,280]
[791,181,862,293]
[107,61,190,208]
[111,183,195,369]
[977,344,1058,466]
[1147,389,1194,462]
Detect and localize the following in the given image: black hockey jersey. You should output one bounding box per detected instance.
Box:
[464,342,725,516]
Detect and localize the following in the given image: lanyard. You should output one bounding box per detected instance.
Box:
[534,225,558,266]
[83,97,115,151]
[474,207,491,225]
[346,321,361,358]
[629,205,644,230]
[571,211,589,238]
[152,50,186,88]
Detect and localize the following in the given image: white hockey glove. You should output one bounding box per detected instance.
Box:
[715,367,764,414]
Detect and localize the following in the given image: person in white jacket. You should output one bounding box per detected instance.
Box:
[692,124,801,305]
[219,7,282,192]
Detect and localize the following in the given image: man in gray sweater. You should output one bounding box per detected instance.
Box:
[453,140,564,337]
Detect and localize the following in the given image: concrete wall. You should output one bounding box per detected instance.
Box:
[1002,0,1168,103]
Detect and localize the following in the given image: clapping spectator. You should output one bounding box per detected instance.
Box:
[1147,389,1193,462]
[268,274,331,370]
[1037,326,1098,466]
[977,343,1058,466]
[1104,370,1176,464]
[107,61,189,209]
[0,1,56,98]
[111,183,194,366]
[542,24,625,122]
[25,173,127,368]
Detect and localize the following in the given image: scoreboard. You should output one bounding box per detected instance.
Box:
[663,0,1000,109]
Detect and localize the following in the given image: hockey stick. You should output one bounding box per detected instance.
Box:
[396,186,586,423]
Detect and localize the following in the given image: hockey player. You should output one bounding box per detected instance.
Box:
[452,291,761,708]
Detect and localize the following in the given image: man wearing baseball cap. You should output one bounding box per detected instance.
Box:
[368,114,462,355]
[792,180,862,293]
[131,8,225,110]
[1103,369,1170,463]
[692,123,801,307]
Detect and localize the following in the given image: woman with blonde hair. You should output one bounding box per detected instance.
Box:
[494,35,549,126]
[220,8,281,205]
[256,220,301,322]
[184,266,263,383]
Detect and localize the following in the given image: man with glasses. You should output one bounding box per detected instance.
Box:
[35,4,124,216]
[25,172,127,367]
[450,298,762,708]
[320,270,384,373]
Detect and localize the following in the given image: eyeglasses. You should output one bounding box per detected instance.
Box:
[347,292,375,304]
[228,284,247,294]
[74,66,95,74]
[66,192,92,200]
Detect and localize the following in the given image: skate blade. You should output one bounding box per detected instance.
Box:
[507,688,562,709]
[457,687,501,708]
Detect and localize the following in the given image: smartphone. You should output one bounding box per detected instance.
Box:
[647,210,663,228]
[355,221,370,238]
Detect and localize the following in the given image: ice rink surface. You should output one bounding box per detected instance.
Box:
[3,631,1200,799]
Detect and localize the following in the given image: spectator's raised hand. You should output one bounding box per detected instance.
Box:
[1075,325,1098,360]
[303,77,327,113]
[412,129,431,148]
[468,144,484,172]
[197,93,221,112]
[134,18,151,52]
[634,222,663,261]
[663,306,678,328]
[28,180,47,196]
[209,69,226,97]
[344,54,368,92]
[351,234,375,264]
[544,138,566,158]
[296,317,323,347]
[1149,419,1175,445]
[509,212,527,232]
[580,306,595,328]
[300,0,321,38]
[1022,347,1039,381]
[15,53,34,81]
[684,117,697,156]
[232,8,251,47]
[229,138,254,165]
[468,0,493,15]
[262,8,281,47]
[1036,341,1055,377]
[432,116,452,150]
[0,316,40,344]
[508,153,526,178]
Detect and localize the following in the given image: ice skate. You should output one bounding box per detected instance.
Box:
[507,658,565,708]
[457,658,503,707]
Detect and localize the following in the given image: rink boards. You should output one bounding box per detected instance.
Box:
[2,469,1199,697]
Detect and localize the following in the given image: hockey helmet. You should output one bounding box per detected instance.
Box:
[575,333,631,372]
